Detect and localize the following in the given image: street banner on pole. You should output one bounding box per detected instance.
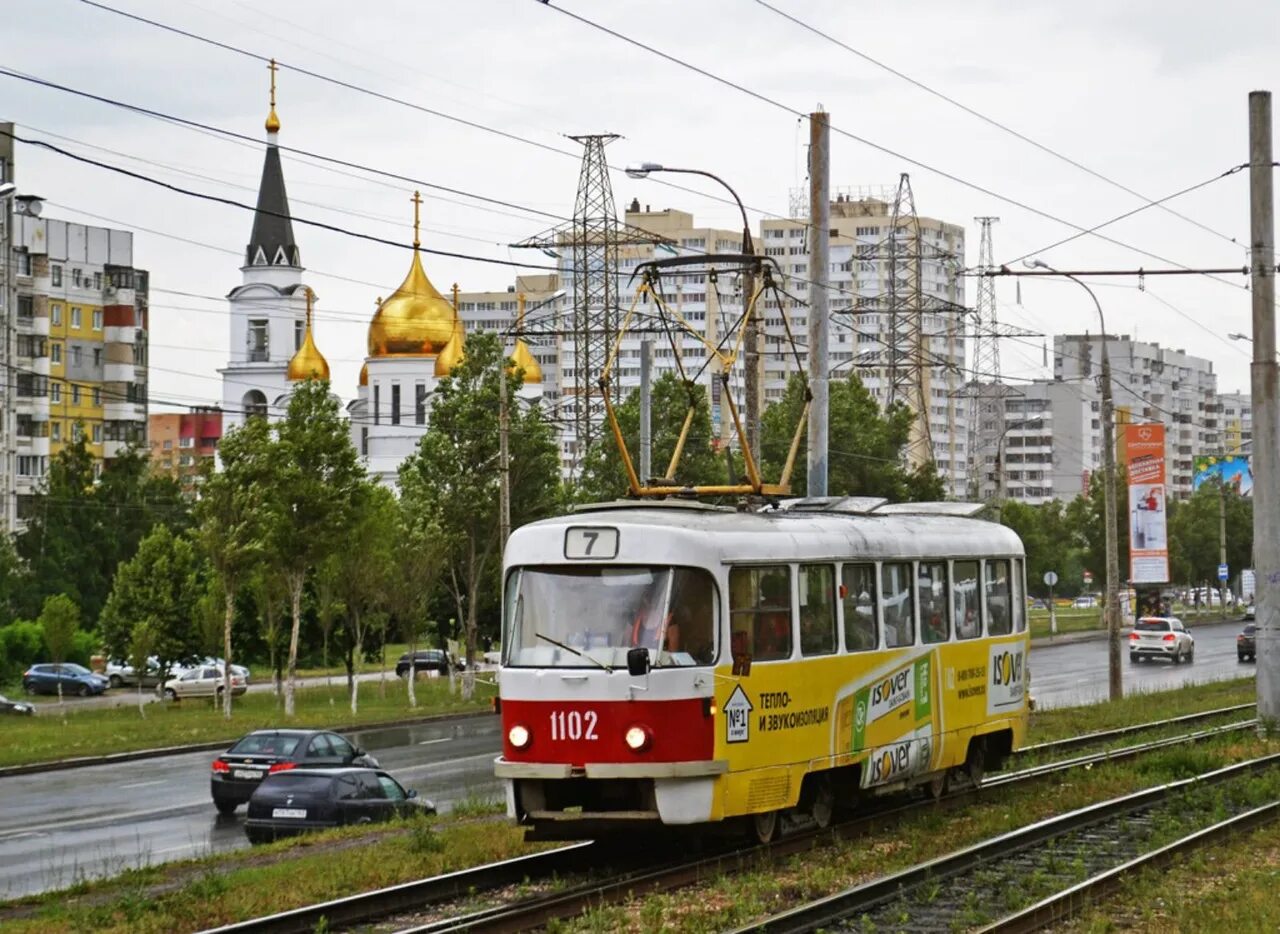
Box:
[1124,423,1169,583]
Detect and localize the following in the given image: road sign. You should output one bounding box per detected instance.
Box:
[1218,563,1229,581]
[1043,571,1059,587]
[1083,570,1094,584]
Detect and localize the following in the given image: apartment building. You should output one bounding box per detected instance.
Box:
[148,407,222,490]
[972,378,1100,505]
[9,205,149,524]
[1219,392,1252,455]
[1054,334,1218,499]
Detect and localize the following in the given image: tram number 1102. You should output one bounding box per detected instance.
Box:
[549,709,599,741]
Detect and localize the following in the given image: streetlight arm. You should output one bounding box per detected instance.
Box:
[628,165,752,253]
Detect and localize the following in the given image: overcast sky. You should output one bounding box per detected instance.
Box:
[5,0,1277,409]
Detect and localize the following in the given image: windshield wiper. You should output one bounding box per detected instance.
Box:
[535,631,613,673]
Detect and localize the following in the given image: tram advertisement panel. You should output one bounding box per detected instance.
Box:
[835,652,940,789]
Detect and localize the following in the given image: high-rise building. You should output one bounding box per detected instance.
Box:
[1220,392,1252,455]
[148,407,222,490]
[972,378,1100,505]
[9,204,149,526]
[1054,334,1219,499]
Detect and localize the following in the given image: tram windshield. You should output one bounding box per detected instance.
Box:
[503,566,717,669]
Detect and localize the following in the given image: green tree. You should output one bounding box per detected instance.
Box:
[98,525,206,675]
[17,440,188,623]
[39,594,79,704]
[576,372,726,501]
[760,373,945,500]
[1064,466,1130,593]
[194,416,274,718]
[1168,480,1253,592]
[128,619,157,718]
[270,379,364,717]
[399,332,561,699]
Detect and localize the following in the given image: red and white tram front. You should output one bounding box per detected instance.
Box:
[496,515,723,837]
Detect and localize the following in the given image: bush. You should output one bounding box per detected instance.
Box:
[0,620,45,681]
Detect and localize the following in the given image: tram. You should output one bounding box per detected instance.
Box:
[494,496,1030,842]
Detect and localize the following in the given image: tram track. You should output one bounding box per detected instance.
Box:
[737,752,1280,934]
[204,710,1258,934]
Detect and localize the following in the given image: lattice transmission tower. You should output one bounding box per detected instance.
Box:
[967,216,1002,498]
[512,134,664,474]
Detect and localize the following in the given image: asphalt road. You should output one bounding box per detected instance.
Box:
[0,619,1251,899]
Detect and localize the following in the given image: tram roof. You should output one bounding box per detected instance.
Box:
[507,499,1024,565]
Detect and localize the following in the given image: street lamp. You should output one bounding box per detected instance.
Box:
[1026,258,1123,701]
[625,161,763,463]
[991,416,1042,523]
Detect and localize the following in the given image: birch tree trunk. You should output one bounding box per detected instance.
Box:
[222,587,236,720]
[285,572,304,717]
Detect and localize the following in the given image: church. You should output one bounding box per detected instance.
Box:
[218,64,542,486]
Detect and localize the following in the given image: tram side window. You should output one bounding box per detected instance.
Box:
[986,559,1012,635]
[668,567,717,664]
[919,561,950,644]
[799,564,836,656]
[1012,559,1027,632]
[729,566,792,662]
[841,564,878,653]
[954,560,982,640]
[881,562,915,648]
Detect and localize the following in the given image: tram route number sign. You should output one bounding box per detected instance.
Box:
[564,526,619,560]
[725,685,753,743]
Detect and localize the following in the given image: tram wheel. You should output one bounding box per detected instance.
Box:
[810,779,836,829]
[749,810,780,845]
[965,740,986,787]
[928,771,949,801]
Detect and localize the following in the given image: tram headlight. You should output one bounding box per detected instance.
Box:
[624,724,652,753]
[508,724,531,749]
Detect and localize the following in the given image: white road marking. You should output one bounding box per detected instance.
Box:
[417,737,452,746]
[119,780,167,789]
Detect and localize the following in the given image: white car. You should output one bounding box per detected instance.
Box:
[197,658,251,683]
[1129,616,1195,664]
[105,656,165,689]
[157,664,248,700]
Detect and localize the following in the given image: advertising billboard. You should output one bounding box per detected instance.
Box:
[1192,454,1253,496]
[1123,423,1169,583]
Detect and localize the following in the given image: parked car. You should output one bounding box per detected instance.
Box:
[211,729,380,814]
[1030,599,1048,611]
[22,663,108,697]
[1128,616,1195,664]
[244,767,433,843]
[0,693,35,715]
[395,649,460,679]
[157,665,247,701]
[199,657,251,683]
[105,656,166,690]
[1238,623,1257,662]
[1245,602,1256,621]
[1073,595,1098,609]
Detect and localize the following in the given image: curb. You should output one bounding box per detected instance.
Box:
[1031,615,1247,650]
[0,707,496,779]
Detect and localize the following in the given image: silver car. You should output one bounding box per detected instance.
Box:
[157,665,248,701]
[1129,616,1195,664]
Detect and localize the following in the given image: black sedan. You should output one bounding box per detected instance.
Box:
[244,767,433,843]
[0,693,34,716]
[1238,623,1257,662]
[210,729,379,814]
[395,649,461,678]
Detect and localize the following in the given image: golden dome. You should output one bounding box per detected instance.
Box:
[435,318,465,377]
[358,362,368,387]
[265,108,281,134]
[508,339,542,384]
[287,290,329,382]
[367,192,457,357]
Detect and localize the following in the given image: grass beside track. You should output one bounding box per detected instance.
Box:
[0,680,490,769]
[0,678,1265,934]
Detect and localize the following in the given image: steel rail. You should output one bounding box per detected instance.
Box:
[979,800,1280,933]
[1012,702,1255,761]
[732,752,1280,934]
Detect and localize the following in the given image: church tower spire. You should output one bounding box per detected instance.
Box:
[246,58,299,268]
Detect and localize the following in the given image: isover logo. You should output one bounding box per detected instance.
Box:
[869,739,912,784]
[987,644,1026,714]
[867,665,913,723]
[992,649,1023,687]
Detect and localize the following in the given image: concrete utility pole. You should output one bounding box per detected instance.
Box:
[1249,91,1280,730]
[743,242,760,467]
[639,337,652,482]
[807,110,830,496]
[499,324,512,550]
